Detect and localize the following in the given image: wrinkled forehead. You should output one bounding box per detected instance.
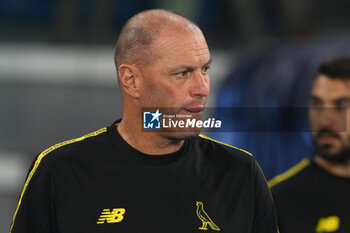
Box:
[151,28,210,64]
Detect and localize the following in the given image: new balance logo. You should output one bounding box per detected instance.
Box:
[96,208,126,224]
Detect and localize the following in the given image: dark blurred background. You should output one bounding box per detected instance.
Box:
[1,1,350,232]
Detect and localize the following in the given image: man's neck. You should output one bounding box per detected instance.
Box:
[314,155,350,178]
[117,117,184,155]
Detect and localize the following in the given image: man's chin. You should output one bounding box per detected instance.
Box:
[162,130,201,141]
[316,145,350,164]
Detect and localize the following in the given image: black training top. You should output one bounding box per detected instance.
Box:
[11,120,277,233]
[270,159,350,233]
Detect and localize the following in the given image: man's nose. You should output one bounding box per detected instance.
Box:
[189,70,209,98]
[318,108,346,131]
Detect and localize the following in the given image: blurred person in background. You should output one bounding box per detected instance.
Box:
[10,9,277,233]
[269,57,350,233]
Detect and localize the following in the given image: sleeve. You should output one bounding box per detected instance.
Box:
[251,157,279,233]
[10,154,57,233]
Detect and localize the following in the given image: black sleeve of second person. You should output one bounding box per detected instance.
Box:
[251,157,278,233]
[10,155,56,233]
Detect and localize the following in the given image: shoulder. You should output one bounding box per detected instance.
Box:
[268,158,311,192]
[198,134,252,155]
[195,134,254,165]
[33,127,108,168]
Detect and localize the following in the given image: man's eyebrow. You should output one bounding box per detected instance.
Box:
[205,58,212,66]
[169,58,212,72]
[309,95,321,101]
[170,65,191,72]
[333,97,350,104]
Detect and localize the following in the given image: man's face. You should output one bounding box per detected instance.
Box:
[138,28,211,139]
[309,74,350,163]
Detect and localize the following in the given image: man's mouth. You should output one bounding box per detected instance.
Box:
[184,105,204,113]
[317,132,340,144]
[318,135,338,143]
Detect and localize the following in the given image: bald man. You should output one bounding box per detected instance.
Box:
[10,10,277,233]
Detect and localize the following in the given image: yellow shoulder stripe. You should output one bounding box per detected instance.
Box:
[199,134,252,156]
[10,127,107,233]
[268,158,310,188]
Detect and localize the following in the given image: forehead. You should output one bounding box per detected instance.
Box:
[312,74,350,98]
[152,29,210,66]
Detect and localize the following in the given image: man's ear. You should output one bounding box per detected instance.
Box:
[118,64,141,98]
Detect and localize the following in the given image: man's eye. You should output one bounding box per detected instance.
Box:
[202,66,210,75]
[339,102,350,108]
[335,104,348,112]
[310,100,322,107]
[174,71,188,77]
